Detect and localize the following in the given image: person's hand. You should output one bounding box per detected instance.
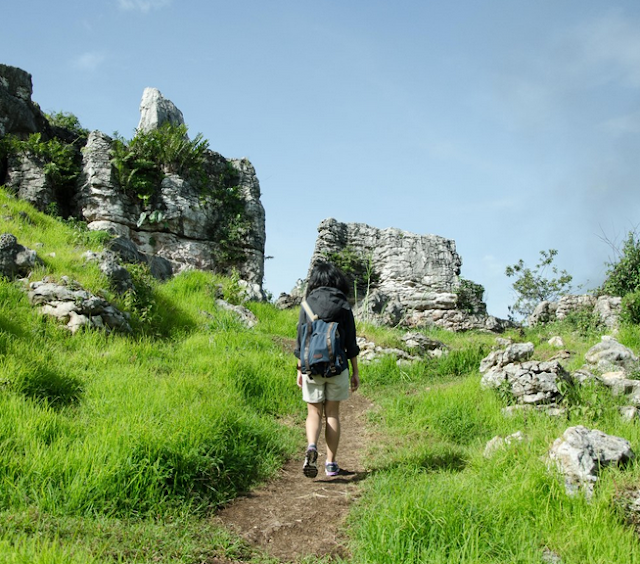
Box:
[350,372,360,392]
[297,371,303,388]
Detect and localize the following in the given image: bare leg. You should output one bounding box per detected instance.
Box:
[306,402,324,446]
[324,400,341,463]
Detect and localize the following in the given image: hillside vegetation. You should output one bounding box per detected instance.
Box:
[2,187,640,563]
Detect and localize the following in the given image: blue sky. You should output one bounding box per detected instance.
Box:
[5,0,640,318]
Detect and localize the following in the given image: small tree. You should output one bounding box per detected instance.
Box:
[601,231,640,297]
[601,231,640,324]
[505,249,573,321]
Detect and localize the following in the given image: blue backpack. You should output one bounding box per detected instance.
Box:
[300,300,348,378]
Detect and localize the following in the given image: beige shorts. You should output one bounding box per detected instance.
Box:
[301,368,350,403]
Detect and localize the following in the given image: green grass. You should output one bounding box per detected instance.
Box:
[3,186,640,562]
[0,188,305,561]
[350,334,640,563]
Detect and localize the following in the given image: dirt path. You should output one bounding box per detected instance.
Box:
[216,392,373,563]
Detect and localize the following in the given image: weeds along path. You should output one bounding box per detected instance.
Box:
[216,391,373,562]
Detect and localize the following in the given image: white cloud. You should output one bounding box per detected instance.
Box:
[73,52,106,72]
[601,110,640,136]
[570,11,640,89]
[494,10,640,132]
[117,0,172,13]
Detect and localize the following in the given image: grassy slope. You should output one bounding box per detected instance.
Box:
[350,327,640,563]
[0,188,302,562]
[2,188,640,562]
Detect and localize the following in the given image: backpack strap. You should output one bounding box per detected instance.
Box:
[301,299,318,321]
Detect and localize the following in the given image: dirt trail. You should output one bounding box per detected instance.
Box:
[216,392,373,563]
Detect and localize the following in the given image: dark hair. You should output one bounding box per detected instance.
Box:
[306,261,350,296]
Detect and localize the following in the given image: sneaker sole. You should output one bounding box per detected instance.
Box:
[325,464,340,477]
[303,450,318,478]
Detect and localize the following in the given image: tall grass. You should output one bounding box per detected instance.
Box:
[4,187,640,562]
[350,330,640,563]
[0,189,305,561]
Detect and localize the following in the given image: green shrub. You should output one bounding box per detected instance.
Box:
[455,278,486,314]
[602,231,640,298]
[505,249,573,320]
[45,111,89,139]
[323,245,379,299]
[562,308,606,337]
[3,133,80,208]
[110,124,209,205]
[621,289,640,325]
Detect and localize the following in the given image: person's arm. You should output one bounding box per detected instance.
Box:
[295,305,306,388]
[349,356,360,391]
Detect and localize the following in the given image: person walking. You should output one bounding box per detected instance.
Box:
[295,261,360,478]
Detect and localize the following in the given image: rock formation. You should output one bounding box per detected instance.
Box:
[529,294,622,330]
[1,65,266,290]
[0,64,51,138]
[28,276,132,334]
[137,87,185,134]
[548,426,634,497]
[301,218,509,332]
[0,232,39,278]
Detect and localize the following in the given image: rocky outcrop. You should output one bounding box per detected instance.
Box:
[529,294,622,329]
[28,277,131,334]
[137,87,185,134]
[1,67,266,290]
[356,332,449,365]
[0,233,39,278]
[303,218,510,332]
[548,426,634,497]
[480,341,573,407]
[584,336,639,373]
[0,64,51,138]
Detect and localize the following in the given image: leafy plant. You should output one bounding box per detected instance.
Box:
[45,111,89,139]
[323,245,379,300]
[455,278,486,314]
[505,249,573,321]
[562,308,606,337]
[7,133,80,198]
[621,289,640,325]
[601,231,640,298]
[110,123,210,204]
[121,263,160,329]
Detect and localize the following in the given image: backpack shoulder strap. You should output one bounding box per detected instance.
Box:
[301,299,318,321]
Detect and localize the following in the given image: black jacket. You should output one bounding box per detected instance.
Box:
[294,286,360,360]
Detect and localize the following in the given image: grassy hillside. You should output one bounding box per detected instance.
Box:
[0,188,303,562]
[2,187,640,562]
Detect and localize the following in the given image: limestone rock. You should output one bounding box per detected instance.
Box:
[0,233,39,278]
[584,336,639,373]
[401,332,447,355]
[0,64,51,138]
[76,131,265,285]
[137,87,185,134]
[479,342,535,373]
[548,336,564,348]
[548,426,634,497]
[308,218,510,332]
[482,359,570,405]
[28,277,131,334]
[594,296,623,329]
[484,431,524,458]
[213,299,258,328]
[4,153,55,212]
[529,294,621,330]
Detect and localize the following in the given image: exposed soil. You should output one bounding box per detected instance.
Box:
[215,392,373,563]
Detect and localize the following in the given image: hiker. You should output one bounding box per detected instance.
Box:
[295,261,360,478]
